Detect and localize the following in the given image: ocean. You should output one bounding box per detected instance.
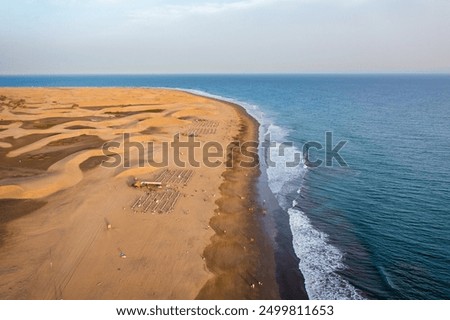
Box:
[1,74,449,299]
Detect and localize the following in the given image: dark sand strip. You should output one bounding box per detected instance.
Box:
[0,199,47,247]
[196,101,279,299]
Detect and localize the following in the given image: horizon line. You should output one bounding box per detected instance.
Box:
[1,72,450,77]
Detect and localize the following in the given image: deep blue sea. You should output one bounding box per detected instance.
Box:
[1,75,449,299]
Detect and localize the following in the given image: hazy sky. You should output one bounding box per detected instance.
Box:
[1,0,449,74]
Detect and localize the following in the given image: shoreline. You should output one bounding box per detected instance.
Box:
[0,87,286,299]
[189,91,309,299]
[193,96,279,299]
[188,92,308,299]
[255,162,309,300]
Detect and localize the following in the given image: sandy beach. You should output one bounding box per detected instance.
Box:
[0,88,279,299]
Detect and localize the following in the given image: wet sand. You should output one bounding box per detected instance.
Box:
[0,88,279,299]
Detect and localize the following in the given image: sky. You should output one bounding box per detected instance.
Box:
[1,0,449,74]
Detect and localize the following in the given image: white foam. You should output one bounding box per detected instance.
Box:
[289,207,364,299]
[265,123,306,196]
[266,122,290,141]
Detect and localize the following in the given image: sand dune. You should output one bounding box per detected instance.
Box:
[0,149,105,199]
[0,88,278,299]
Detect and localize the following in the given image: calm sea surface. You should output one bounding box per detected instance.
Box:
[1,74,449,299]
